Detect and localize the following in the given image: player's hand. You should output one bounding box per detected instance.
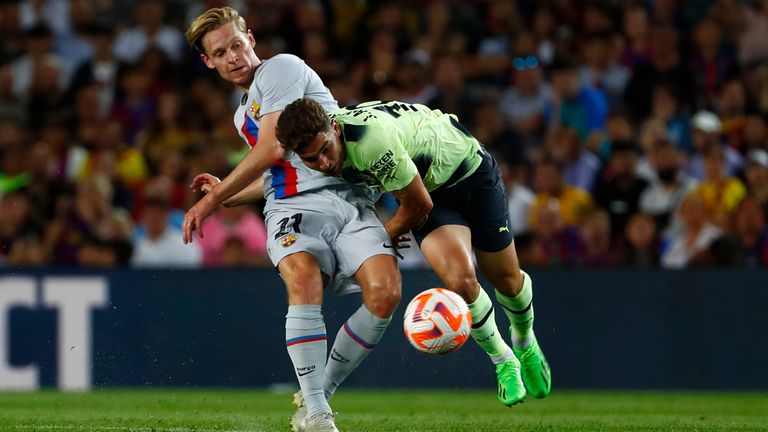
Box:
[190,173,221,194]
[182,193,217,244]
[384,235,412,259]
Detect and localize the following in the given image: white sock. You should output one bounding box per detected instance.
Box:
[285,305,331,418]
[324,305,391,400]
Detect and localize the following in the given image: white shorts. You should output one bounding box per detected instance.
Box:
[264,186,393,295]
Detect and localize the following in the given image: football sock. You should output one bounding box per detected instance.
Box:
[467,288,516,364]
[285,305,331,418]
[495,270,535,349]
[324,305,391,400]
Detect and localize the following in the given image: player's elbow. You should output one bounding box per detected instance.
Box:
[408,198,432,227]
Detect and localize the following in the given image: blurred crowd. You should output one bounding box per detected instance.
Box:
[0,0,767,270]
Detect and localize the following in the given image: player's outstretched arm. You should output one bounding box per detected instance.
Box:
[385,175,433,239]
[182,111,282,243]
[223,175,264,207]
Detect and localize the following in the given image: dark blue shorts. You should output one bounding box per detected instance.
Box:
[412,151,513,253]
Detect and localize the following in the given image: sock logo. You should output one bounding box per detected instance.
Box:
[475,331,495,343]
[330,349,351,364]
[296,365,316,377]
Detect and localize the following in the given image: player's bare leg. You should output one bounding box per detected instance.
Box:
[323,254,401,400]
[280,252,334,431]
[420,225,525,406]
[476,242,551,398]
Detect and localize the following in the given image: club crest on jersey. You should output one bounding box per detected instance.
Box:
[280,234,297,247]
[249,101,261,119]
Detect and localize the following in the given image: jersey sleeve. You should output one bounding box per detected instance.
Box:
[351,123,418,193]
[255,54,309,115]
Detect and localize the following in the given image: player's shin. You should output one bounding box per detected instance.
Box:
[495,270,534,349]
[467,288,516,364]
[286,305,332,418]
[323,304,391,400]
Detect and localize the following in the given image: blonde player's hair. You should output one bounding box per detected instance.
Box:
[185,7,247,55]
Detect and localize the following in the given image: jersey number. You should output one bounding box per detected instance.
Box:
[343,101,417,119]
[274,213,303,239]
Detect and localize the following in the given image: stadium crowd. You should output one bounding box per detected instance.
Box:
[0,0,767,269]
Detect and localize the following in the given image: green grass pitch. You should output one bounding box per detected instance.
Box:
[1,389,767,431]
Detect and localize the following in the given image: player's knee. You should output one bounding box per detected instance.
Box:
[443,272,479,302]
[284,273,324,304]
[365,280,401,318]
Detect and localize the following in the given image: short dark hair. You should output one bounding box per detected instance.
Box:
[276,98,331,153]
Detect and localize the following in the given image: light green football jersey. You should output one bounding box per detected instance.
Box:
[330,101,484,193]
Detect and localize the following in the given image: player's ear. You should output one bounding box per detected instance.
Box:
[247,29,256,48]
[200,53,215,69]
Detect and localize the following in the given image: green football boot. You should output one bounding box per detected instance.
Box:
[512,336,551,398]
[495,359,526,407]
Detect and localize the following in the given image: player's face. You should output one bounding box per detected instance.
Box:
[200,22,259,90]
[297,120,345,177]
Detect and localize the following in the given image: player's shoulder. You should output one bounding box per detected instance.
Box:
[334,112,390,145]
[260,53,305,72]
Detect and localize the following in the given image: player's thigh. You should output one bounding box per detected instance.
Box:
[277,252,325,305]
[264,194,342,298]
[420,224,480,302]
[463,160,514,253]
[333,201,396,295]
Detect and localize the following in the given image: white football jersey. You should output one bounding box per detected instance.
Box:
[233,54,345,199]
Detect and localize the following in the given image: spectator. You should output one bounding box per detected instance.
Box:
[690,18,737,108]
[471,96,524,165]
[546,56,609,145]
[45,175,133,265]
[196,205,269,267]
[110,63,157,145]
[499,50,551,151]
[578,31,630,106]
[593,140,649,238]
[693,145,747,229]
[623,212,660,268]
[428,55,474,127]
[685,110,743,180]
[529,157,594,229]
[744,149,768,214]
[547,128,601,192]
[733,197,768,267]
[112,0,184,64]
[0,191,43,264]
[526,197,584,268]
[743,114,768,153]
[131,195,201,268]
[579,209,621,266]
[619,3,652,69]
[650,83,692,152]
[639,139,698,232]
[395,49,436,104]
[497,158,534,236]
[718,78,749,152]
[623,25,695,125]
[661,193,722,269]
[68,23,119,118]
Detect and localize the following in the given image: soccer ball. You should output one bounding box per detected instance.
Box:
[403,288,472,355]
